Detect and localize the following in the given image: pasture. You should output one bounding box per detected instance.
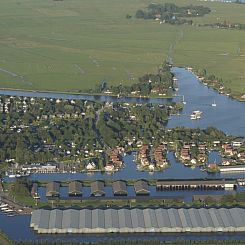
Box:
[0,0,245,96]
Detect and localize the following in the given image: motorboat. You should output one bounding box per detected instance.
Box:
[190,110,202,120]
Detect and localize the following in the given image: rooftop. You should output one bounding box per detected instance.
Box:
[30,207,245,234]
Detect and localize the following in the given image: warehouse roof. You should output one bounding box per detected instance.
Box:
[30,207,245,234]
[112,181,127,195]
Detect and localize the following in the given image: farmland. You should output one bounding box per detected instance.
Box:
[0,0,245,98]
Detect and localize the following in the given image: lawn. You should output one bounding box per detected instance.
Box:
[0,0,244,97]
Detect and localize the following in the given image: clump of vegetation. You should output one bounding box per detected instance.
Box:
[135,3,211,25]
[93,62,175,97]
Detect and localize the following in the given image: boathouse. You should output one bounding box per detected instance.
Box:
[91,181,105,196]
[31,183,40,199]
[46,182,60,197]
[134,180,150,195]
[68,181,82,196]
[112,180,127,196]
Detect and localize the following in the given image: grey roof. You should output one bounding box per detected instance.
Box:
[91,181,105,196]
[112,181,127,195]
[156,179,236,186]
[31,207,245,233]
[220,165,245,169]
[68,181,82,195]
[46,182,60,197]
[134,180,149,194]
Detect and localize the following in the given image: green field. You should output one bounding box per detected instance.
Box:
[0,0,245,97]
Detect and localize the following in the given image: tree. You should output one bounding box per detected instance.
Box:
[135,9,145,18]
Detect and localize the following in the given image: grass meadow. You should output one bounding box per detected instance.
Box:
[0,0,245,95]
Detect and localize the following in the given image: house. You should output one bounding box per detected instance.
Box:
[104,163,115,172]
[86,162,96,170]
[232,138,244,147]
[207,163,218,171]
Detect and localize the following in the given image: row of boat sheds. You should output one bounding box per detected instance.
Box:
[31,179,238,199]
[31,207,245,234]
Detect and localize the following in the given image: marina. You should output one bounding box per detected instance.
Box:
[0,67,245,242]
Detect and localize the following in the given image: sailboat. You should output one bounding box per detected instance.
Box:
[182,95,186,105]
[211,99,216,107]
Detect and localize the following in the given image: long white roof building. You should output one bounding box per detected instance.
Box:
[30,207,245,234]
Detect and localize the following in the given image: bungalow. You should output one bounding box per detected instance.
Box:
[180,148,191,160]
[86,162,96,170]
[104,163,115,172]
[232,138,244,147]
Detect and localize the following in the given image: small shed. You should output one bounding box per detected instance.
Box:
[68,181,82,196]
[134,180,150,195]
[112,180,127,196]
[46,181,60,197]
[91,180,105,197]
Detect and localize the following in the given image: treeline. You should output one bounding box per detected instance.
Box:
[135,3,210,25]
[200,20,245,31]
[93,62,175,97]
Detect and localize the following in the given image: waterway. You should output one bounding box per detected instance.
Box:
[27,151,245,182]
[0,89,172,104]
[0,67,245,241]
[169,67,245,137]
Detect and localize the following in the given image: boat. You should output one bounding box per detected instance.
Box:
[1,207,9,211]
[212,99,216,107]
[0,204,8,208]
[182,95,186,105]
[190,110,202,120]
